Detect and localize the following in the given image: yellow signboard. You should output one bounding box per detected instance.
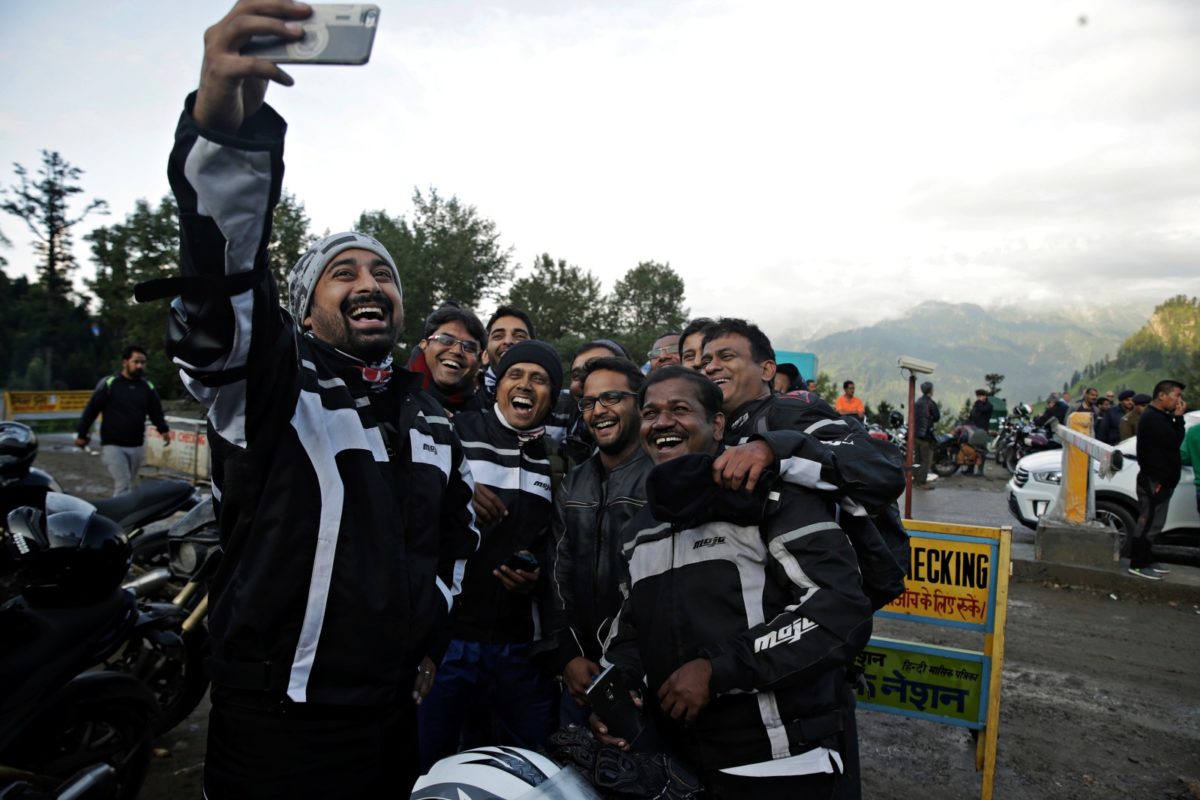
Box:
[883,535,992,627]
[3,390,94,418]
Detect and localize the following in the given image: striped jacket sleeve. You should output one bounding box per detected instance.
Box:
[166,92,290,450]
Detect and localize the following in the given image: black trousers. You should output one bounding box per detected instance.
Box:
[1131,475,1175,568]
[203,688,419,799]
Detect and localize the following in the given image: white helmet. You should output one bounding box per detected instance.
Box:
[411,746,578,800]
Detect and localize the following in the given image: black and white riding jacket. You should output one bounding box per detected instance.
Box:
[731,392,909,610]
[449,406,556,645]
[164,94,479,706]
[602,452,873,770]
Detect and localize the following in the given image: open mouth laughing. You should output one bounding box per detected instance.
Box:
[343,296,392,331]
[647,429,686,457]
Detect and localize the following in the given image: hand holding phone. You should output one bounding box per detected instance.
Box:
[587,666,644,746]
[242,4,380,65]
[502,551,539,573]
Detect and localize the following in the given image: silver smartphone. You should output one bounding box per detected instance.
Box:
[242,4,380,65]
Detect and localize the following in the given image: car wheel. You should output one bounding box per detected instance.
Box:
[1096,499,1136,556]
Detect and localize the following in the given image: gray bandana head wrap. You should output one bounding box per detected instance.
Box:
[287,232,402,324]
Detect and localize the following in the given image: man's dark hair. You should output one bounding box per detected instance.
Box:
[1152,379,1186,399]
[679,317,714,346]
[637,365,724,421]
[582,357,646,395]
[843,380,855,391]
[776,363,801,383]
[423,302,486,347]
[573,338,628,361]
[976,389,988,397]
[701,318,775,364]
[486,305,537,341]
[122,345,147,360]
[920,381,934,395]
[653,331,682,344]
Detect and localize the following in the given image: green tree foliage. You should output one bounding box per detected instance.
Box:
[874,399,896,427]
[357,188,512,348]
[0,266,105,390]
[505,254,609,355]
[811,371,836,400]
[1,151,108,298]
[86,196,181,395]
[1115,295,1199,372]
[1,151,109,387]
[270,191,316,309]
[84,192,316,396]
[606,261,688,363]
[984,373,1004,395]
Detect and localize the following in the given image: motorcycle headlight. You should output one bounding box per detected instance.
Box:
[171,541,202,578]
[1032,470,1062,485]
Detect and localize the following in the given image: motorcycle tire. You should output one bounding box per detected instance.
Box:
[113,624,212,736]
[1004,447,1021,474]
[932,450,960,478]
[39,699,152,800]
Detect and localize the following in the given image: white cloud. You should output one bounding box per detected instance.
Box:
[0,0,1197,341]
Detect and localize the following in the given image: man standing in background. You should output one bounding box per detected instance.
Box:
[913,381,940,490]
[1128,380,1187,580]
[75,345,172,494]
[835,380,866,421]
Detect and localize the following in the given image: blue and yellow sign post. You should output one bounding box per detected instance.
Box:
[859,519,1012,800]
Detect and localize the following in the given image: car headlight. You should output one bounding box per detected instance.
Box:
[1032,471,1062,485]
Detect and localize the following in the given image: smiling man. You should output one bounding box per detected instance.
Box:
[596,366,873,798]
[646,331,682,372]
[481,305,536,398]
[420,339,564,765]
[412,302,487,415]
[159,3,480,796]
[551,356,650,721]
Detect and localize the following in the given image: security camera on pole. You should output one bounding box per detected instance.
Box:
[898,356,936,518]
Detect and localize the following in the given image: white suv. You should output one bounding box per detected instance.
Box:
[1005,411,1199,563]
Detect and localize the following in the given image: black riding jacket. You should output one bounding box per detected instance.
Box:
[603,452,873,770]
[164,94,479,706]
[551,448,652,670]
[726,392,909,609]
[76,374,169,447]
[449,407,556,644]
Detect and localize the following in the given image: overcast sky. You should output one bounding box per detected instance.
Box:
[1,0,1197,343]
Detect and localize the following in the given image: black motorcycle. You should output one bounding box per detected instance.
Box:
[1001,423,1061,474]
[109,498,221,736]
[0,507,160,800]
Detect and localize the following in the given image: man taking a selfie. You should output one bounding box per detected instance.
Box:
[157,2,479,795]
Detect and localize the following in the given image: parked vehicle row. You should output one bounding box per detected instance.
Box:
[1005,411,1200,564]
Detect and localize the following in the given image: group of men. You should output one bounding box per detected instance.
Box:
[1034,387,1156,446]
[160,4,908,798]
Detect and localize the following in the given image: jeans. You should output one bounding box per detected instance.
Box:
[418,639,558,770]
[914,439,934,485]
[1132,475,1175,568]
[100,444,144,495]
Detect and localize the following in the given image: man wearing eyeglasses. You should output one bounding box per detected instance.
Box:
[419,340,564,765]
[646,332,682,372]
[550,356,651,725]
[412,303,487,414]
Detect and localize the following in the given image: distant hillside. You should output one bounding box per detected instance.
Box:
[1066,295,1200,403]
[792,301,1147,416]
